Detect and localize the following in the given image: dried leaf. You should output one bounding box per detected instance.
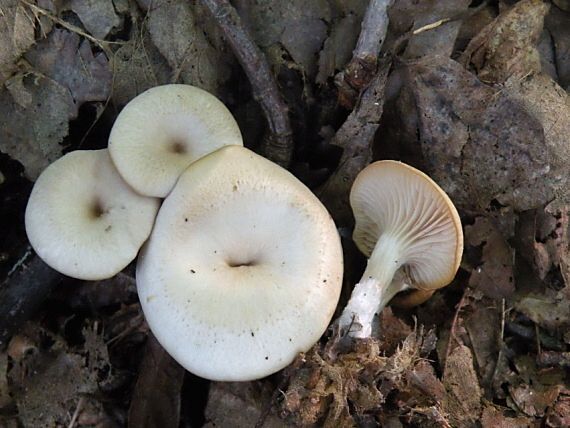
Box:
[461,0,549,83]
[442,344,482,427]
[204,382,286,428]
[546,5,570,89]
[25,28,112,114]
[69,0,121,39]
[466,217,515,298]
[514,291,570,333]
[128,334,184,428]
[8,324,110,427]
[408,56,556,212]
[111,28,171,107]
[147,0,231,93]
[481,405,535,428]
[0,0,36,83]
[387,0,470,58]
[0,73,74,179]
[237,0,332,76]
[510,383,561,417]
[316,12,364,84]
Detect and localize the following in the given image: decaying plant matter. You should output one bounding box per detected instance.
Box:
[0,0,570,426]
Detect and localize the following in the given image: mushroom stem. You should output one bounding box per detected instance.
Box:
[337,234,408,338]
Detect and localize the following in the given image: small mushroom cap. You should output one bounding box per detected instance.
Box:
[25,150,160,280]
[137,146,343,381]
[350,160,463,291]
[109,84,243,197]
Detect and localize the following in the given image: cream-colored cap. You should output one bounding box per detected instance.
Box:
[109,84,243,197]
[25,150,160,280]
[137,146,343,381]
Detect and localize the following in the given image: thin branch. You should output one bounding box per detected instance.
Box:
[198,0,293,167]
[319,59,391,226]
[335,0,394,108]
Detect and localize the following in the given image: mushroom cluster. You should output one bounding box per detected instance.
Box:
[25,84,343,381]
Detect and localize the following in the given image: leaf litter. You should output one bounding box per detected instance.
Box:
[0,0,569,427]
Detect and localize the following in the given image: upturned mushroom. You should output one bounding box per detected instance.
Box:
[25,149,160,280]
[137,145,343,381]
[337,160,463,338]
[109,84,243,198]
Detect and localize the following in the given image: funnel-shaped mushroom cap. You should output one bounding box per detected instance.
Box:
[109,84,243,197]
[137,146,343,381]
[25,150,160,280]
[350,160,463,291]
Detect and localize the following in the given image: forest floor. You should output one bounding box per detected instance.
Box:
[0,0,569,427]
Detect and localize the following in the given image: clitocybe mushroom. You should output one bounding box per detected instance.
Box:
[25,149,160,280]
[137,145,343,381]
[337,160,463,338]
[109,84,243,198]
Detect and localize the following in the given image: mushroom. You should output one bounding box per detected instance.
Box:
[137,145,343,381]
[337,160,463,338]
[109,84,243,198]
[25,149,160,280]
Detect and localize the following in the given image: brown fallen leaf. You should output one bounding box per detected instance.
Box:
[407,56,558,212]
[546,4,570,89]
[465,217,515,299]
[0,73,74,179]
[481,405,536,428]
[69,0,121,39]
[146,0,232,93]
[204,382,286,428]
[461,0,549,84]
[509,383,561,417]
[128,333,185,428]
[25,28,112,114]
[237,0,332,77]
[0,0,36,84]
[546,392,570,427]
[442,344,482,427]
[111,25,172,107]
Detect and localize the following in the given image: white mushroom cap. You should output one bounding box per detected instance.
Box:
[350,160,463,290]
[25,149,160,280]
[137,145,343,381]
[109,84,243,198]
[337,160,462,338]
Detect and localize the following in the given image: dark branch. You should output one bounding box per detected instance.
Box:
[199,0,293,167]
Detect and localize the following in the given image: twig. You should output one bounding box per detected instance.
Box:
[319,59,391,226]
[335,0,394,108]
[20,0,121,55]
[0,250,63,348]
[198,0,293,167]
[442,288,468,374]
[68,397,85,428]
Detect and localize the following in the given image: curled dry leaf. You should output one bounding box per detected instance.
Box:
[461,0,549,84]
